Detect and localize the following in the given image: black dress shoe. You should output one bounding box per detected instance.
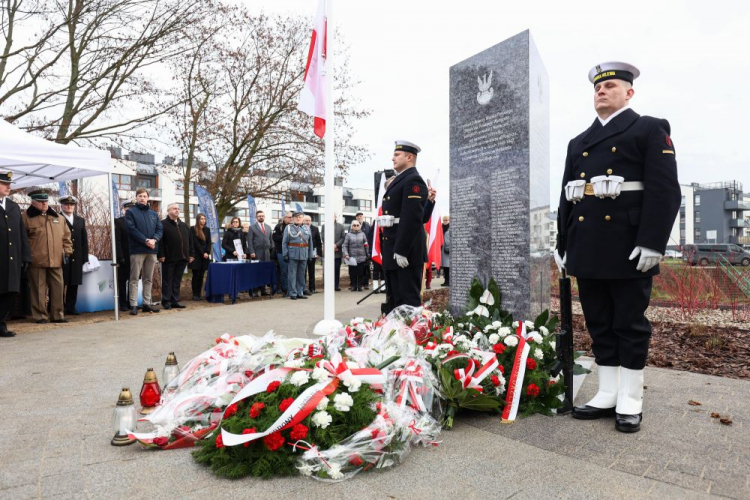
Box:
[0,330,16,338]
[615,413,642,433]
[290,296,297,300]
[65,311,81,316]
[192,295,202,301]
[303,290,312,296]
[142,305,160,313]
[571,405,616,420]
[171,302,186,309]
[335,288,341,291]
[36,319,48,324]
[51,319,69,324]
[130,307,138,315]
[298,296,308,299]
[162,303,172,310]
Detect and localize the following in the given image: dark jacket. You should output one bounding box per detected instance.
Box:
[422,200,435,224]
[158,217,190,262]
[308,224,322,259]
[114,216,131,274]
[189,226,212,271]
[380,167,428,270]
[125,203,163,255]
[247,222,274,261]
[556,108,681,279]
[321,222,346,259]
[272,222,288,254]
[221,227,247,261]
[62,214,89,286]
[0,198,32,294]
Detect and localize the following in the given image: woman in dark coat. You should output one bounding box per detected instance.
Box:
[221,216,248,261]
[189,214,212,300]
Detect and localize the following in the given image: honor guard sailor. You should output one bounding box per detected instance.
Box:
[555,62,681,433]
[379,140,428,312]
[60,196,89,316]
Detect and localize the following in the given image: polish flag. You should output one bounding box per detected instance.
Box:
[371,173,387,265]
[297,0,327,138]
[425,178,444,269]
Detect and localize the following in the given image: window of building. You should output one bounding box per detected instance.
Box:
[680,195,685,206]
[136,176,156,188]
[359,200,372,211]
[113,174,132,190]
[694,211,700,223]
[694,194,700,206]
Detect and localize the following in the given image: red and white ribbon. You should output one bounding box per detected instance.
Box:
[443,349,499,392]
[392,359,427,412]
[501,322,530,424]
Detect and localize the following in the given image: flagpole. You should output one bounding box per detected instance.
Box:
[314,0,342,336]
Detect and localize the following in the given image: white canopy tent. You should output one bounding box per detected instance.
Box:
[0,120,123,320]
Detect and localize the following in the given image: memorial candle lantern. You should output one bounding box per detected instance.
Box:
[162,352,180,389]
[111,387,137,446]
[139,368,161,414]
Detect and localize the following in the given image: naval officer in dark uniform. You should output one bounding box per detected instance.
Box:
[379,140,428,312]
[0,171,32,337]
[60,196,89,316]
[556,62,681,433]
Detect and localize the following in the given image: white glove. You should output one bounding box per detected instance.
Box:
[554,250,566,272]
[629,246,662,272]
[394,253,409,268]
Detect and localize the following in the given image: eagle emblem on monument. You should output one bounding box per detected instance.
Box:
[476,70,494,106]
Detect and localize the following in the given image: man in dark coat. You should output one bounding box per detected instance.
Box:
[0,172,32,337]
[272,211,292,295]
[60,196,89,315]
[303,215,322,294]
[556,62,681,433]
[114,201,134,310]
[321,214,346,291]
[247,210,274,296]
[355,212,372,289]
[379,140,428,312]
[157,203,192,310]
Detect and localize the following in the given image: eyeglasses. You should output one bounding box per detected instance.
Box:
[352,224,360,227]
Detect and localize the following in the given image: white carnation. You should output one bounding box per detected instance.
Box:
[284,358,304,368]
[298,464,314,476]
[333,393,354,412]
[534,348,544,360]
[524,320,535,329]
[540,326,549,336]
[316,397,330,411]
[488,333,500,344]
[290,371,310,387]
[503,335,519,347]
[312,410,332,429]
[312,366,330,382]
[549,341,556,351]
[512,321,519,328]
[328,463,344,480]
[344,378,361,392]
[453,334,468,344]
[529,332,543,344]
[498,327,512,337]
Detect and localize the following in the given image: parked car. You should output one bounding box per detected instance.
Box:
[664,250,683,259]
[682,244,750,266]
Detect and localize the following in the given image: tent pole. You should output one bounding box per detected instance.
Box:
[108,172,119,321]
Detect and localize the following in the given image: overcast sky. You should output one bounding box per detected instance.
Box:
[241,0,750,213]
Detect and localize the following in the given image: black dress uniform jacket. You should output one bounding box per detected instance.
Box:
[0,199,32,293]
[114,216,131,276]
[62,214,89,286]
[380,167,428,270]
[557,109,681,279]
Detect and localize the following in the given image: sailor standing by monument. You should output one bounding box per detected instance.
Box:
[379,141,428,313]
[555,62,681,433]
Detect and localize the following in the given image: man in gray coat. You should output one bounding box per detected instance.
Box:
[282,212,311,300]
[322,213,346,291]
[247,210,274,296]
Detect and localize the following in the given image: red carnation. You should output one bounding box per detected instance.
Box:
[223,403,238,419]
[349,455,364,467]
[290,424,309,441]
[244,370,254,378]
[267,381,281,393]
[526,383,540,398]
[492,344,505,355]
[215,337,221,344]
[263,432,285,451]
[215,434,224,448]
[242,428,257,447]
[548,380,557,386]
[152,437,169,447]
[446,350,460,357]
[249,402,265,418]
[491,375,501,387]
[526,359,537,371]
[498,365,505,375]
[279,397,295,413]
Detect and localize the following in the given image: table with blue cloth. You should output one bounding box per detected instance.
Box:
[205,262,277,304]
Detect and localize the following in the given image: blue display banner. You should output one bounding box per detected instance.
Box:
[195,184,222,262]
[247,194,257,225]
[111,179,120,217]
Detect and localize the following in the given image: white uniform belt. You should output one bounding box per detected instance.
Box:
[584,181,643,196]
[392,218,401,224]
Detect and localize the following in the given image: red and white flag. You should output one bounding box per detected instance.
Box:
[424,176,444,270]
[297,0,327,138]
[371,173,387,265]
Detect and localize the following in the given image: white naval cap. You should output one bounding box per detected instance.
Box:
[394,140,421,155]
[588,61,641,85]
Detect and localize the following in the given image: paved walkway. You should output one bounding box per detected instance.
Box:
[1,284,748,499]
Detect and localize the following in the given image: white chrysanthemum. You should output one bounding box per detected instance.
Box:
[344,378,361,392]
[312,366,330,382]
[512,321,519,328]
[457,323,464,328]
[333,393,354,412]
[492,320,502,328]
[483,324,496,332]
[524,320,535,330]
[540,326,549,336]
[453,334,468,343]
[534,348,544,360]
[328,463,344,480]
[503,335,519,347]
[488,333,500,344]
[549,341,556,351]
[498,327,512,337]
[298,464,314,476]
[529,332,543,344]
[284,358,304,368]
[316,396,329,411]
[437,343,453,351]
[312,410,332,429]
[290,371,310,387]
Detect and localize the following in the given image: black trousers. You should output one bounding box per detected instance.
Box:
[64,284,79,314]
[161,260,188,305]
[191,269,206,297]
[443,267,450,285]
[307,258,316,291]
[385,265,423,312]
[577,277,652,370]
[334,258,341,288]
[0,292,16,332]
[348,263,365,289]
[362,260,370,286]
[372,262,385,281]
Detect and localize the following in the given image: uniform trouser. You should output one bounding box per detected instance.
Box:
[362,260,370,286]
[334,258,341,288]
[64,284,79,314]
[0,292,16,332]
[161,260,187,305]
[287,259,307,298]
[372,262,385,281]
[277,253,289,292]
[385,265,423,312]
[191,269,206,297]
[130,254,157,307]
[577,277,653,370]
[443,267,450,285]
[28,267,64,321]
[306,258,316,291]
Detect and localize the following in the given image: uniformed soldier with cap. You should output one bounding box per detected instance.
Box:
[0,172,32,337]
[22,189,73,324]
[282,211,311,300]
[555,62,681,433]
[379,140,428,312]
[114,200,135,311]
[60,196,89,315]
